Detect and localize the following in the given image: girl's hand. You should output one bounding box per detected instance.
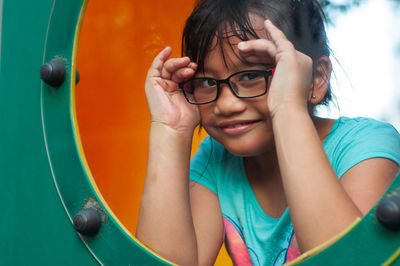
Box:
[145,47,200,133]
[237,20,313,118]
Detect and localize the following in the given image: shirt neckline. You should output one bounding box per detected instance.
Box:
[239,117,342,221]
[239,159,286,222]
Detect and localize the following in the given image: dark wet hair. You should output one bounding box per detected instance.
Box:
[182,0,332,106]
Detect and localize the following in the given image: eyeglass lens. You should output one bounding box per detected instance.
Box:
[181,70,269,104]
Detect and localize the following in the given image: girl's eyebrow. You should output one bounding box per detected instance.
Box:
[234,61,275,71]
[241,61,274,68]
[195,68,215,77]
[199,63,275,77]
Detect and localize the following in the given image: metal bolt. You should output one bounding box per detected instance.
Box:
[40,59,66,87]
[73,208,101,236]
[376,194,400,231]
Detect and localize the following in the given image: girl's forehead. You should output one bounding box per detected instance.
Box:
[217,13,267,42]
[248,12,267,31]
[202,38,263,75]
[205,14,267,58]
[195,12,269,73]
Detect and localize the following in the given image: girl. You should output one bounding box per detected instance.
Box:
[137,0,400,265]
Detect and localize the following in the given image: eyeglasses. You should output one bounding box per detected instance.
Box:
[179,69,274,105]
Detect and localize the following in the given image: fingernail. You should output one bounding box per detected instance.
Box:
[238,42,246,49]
[189,62,198,68]
[185,69,194,75]
[265,19,272,25]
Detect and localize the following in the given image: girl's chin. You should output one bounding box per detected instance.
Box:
[220,138,275,157]
[205,124,275,156]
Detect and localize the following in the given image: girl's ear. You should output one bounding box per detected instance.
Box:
[308,56,332,104]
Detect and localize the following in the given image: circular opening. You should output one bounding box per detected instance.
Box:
[74,1,254,264]
[76,0,198,233]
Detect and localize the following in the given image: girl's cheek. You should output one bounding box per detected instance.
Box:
[198,107,211,120]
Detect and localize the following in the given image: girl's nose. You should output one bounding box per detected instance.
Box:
[214,83,246,116]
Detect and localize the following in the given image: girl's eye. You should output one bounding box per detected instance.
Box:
[203,79,216,88]
[239,72,262,81]
[193,78,216,89]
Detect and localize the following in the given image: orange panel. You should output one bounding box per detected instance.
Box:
[77,0,196,231]
[76,0,230,264]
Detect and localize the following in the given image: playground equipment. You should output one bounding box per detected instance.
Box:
[0,0,399,264]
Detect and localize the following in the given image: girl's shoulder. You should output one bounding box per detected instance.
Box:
[329,116,400,140]
[324,116,400,177]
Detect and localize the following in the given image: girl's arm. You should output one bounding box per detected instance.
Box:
[263,21,399,252]
[136,47,224,265]
[239,20,399,252]
[272,109,398,252]
[339,158,399,215]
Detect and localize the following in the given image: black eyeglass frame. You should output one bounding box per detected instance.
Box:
[179,69,274,105]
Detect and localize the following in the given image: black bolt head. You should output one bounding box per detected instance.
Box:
[75,70,80,85]
[40,60,66,87]
[376,194,400,231]
[73,208,101,236]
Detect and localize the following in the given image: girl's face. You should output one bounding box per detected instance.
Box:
[198,15,275,157]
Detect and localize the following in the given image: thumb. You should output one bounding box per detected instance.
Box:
[147,46,172,78]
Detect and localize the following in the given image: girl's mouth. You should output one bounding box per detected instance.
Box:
[220,120,260,135]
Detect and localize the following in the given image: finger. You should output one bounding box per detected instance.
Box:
[237,39,277,63]
[147,46,172,78]
[170,67,196,83]
[238,39,276,59]
[187,62,198,70]
[239,54,275,65]
[264,20,294,51]
[161,57,192,80]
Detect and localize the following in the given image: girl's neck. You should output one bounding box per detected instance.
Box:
[243,116,336,218]
[244,117,336,183]
[245,147,279,180]
[244,148,287,218]
[312,116,337,142]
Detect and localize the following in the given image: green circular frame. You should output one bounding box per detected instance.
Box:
[0,0,399,264]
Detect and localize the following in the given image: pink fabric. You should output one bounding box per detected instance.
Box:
[285,245,301,263]
[223,218,252,266]
[224,217,301,265]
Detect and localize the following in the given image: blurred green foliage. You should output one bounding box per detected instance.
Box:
[320,0,400,23]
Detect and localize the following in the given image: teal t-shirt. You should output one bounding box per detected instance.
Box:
[189,117,400,266]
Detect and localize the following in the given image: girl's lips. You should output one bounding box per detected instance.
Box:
[219,120,260,135]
